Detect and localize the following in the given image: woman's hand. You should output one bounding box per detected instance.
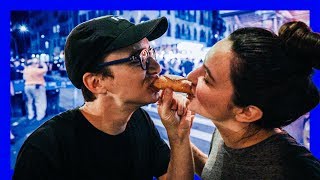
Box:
[157,88,195,142]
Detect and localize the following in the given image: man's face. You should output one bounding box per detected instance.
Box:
[102,38,161,106]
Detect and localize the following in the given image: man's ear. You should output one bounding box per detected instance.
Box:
[82,72,108,94]
[233,105,263,123]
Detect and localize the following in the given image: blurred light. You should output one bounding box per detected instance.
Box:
[41,34,45,38]
[31,54,35,58]
[40,54,47,61]
[19,25,28,32]
[36,54,40,58]
[45,41,49,49]
[214,34,219,38]
[57,25,60,33]
[150,41,156,48]
[177,42,203,51]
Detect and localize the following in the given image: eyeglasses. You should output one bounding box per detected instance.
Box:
[96,48,156,70]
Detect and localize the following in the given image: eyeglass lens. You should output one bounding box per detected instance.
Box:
[139,48,156,70]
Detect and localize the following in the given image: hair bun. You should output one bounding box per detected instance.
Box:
[278,21,320,70]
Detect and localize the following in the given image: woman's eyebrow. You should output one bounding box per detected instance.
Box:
[203,64,215,80]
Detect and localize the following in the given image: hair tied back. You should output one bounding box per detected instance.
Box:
[278,21,320,70]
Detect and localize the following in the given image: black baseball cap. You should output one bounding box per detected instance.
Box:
[64,15,168,89]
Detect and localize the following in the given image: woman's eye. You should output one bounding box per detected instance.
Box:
[203,77,209,84]
[203,74,210,84]
[203,71,213,85]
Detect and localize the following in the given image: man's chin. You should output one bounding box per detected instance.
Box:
[135,89,159,107]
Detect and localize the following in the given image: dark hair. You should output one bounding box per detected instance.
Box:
[229,21,320,128]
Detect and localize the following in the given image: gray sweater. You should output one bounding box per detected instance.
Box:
[201,130,320,180]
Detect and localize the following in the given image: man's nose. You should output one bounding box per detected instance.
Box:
[147,58,161,75]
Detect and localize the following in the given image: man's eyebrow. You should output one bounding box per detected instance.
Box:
[203,64,214,80]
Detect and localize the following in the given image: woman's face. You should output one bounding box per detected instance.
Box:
[187,39,236,122]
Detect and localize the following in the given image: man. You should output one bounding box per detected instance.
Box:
[23,58,48,121]
[13,15,190,180]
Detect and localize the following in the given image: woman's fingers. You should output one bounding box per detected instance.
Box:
[158,88,178,127]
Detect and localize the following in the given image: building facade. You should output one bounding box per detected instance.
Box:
[220,10,310,37]
[27,10,219,59]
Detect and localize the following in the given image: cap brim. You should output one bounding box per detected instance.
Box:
[106,17,168,52]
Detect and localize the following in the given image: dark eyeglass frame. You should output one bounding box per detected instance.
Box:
[96,47,156,71]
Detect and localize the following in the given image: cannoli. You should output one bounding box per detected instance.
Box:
[153,75,193,94]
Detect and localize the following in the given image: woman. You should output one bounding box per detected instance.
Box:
[158,21,320,179]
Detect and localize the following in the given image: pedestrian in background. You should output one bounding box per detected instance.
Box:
[23,58,48,121]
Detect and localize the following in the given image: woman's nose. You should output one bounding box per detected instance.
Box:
[187,68,200,86]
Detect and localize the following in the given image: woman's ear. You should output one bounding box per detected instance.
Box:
[82,72,107,94]
[233,105,263,123]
